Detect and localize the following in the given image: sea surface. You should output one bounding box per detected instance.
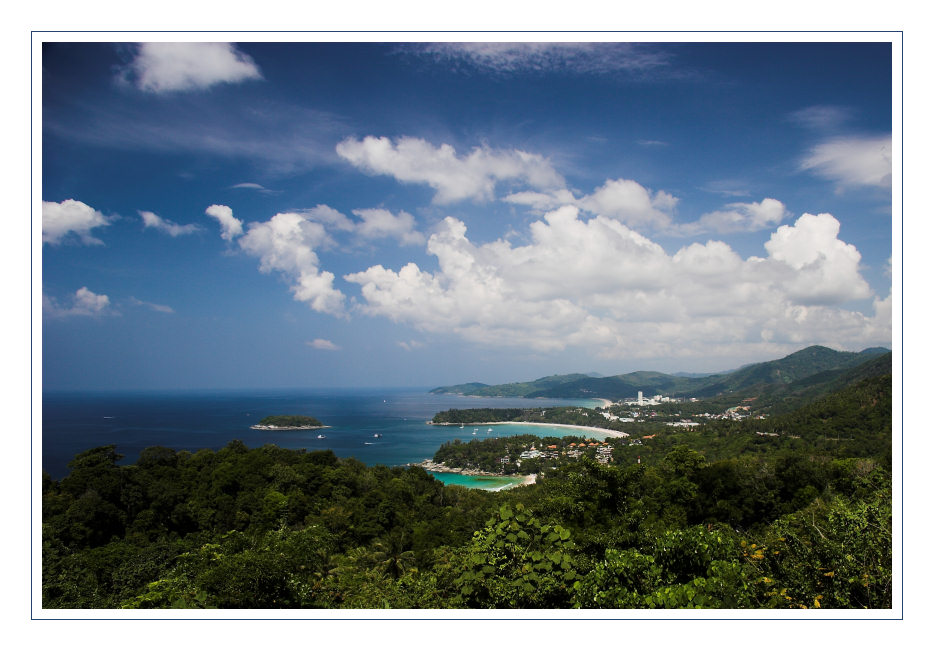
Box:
[41,388,602,489]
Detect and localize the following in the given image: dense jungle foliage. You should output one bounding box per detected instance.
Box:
[42,372,892,609]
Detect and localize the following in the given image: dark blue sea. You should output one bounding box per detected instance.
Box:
[41,388,599,483]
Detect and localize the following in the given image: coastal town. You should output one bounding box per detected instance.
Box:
[419,388,796,488]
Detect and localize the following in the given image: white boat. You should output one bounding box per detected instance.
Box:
[373,433,382,438]
[317,434,326,439]
[487,428,493,433]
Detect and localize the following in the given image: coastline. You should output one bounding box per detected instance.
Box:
[434,392,615,410]
[415,459,536,490]
[428,420,629,438]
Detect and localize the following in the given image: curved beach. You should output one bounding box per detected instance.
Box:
[415,460,536,491]
[430,421,629,438]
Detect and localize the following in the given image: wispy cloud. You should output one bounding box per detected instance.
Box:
[698,181,751,198]
[230,182,278,195]
[139,210,201,236]
[800,135,892,190]
[406,43,671,76]
[118,43,263,93]
[679,198,789,235]
[307,338,340,351]
[788,105,854,132]
[337,136,565,204]
[129,297,175,314]
[45,98,348,174]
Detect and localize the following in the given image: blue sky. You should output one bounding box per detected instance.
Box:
[40,40,894,390]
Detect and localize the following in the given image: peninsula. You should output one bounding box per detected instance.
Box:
[250,414,327,430]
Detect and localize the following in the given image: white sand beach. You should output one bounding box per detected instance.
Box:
[489,421,630,438]
[430,420,629,439]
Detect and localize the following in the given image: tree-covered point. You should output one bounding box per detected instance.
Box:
[431,408,531,424]
[256,415,323,428]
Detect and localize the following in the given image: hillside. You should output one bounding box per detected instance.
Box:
[430,346,891,402]
[430,373,593,397]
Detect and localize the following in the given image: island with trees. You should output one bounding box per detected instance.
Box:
[250,415,326,430]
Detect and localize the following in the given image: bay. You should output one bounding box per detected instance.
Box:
[41,388,601,487]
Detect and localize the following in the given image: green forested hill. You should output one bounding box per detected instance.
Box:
[431,346,891,402]
[748,352,892,415]
[430,374,592,397]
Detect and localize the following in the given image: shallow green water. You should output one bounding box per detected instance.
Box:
[428,471,528,491]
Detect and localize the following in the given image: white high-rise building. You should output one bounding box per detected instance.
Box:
[637,391,643,405]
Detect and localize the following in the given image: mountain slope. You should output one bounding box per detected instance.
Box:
[429,374,592,397]
[430,346,891,402]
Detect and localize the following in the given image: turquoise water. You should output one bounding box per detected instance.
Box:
[444,422,618,441]
[427,471,527,491]
[42,389,602,490]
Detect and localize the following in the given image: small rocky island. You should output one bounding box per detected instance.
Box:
[250,415,327,430]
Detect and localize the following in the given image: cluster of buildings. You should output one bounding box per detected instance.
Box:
[515,441,615,465]
[625,391,677,406]
[666,420,701,428]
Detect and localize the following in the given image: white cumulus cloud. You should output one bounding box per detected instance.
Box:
[801,135,892,189]
[121,43,263,93]
[763,212,872,305]
[205,204,244,241]
[344,207,889,361]
[506,178,678,231]
[578,178,679,230]
[302,204,355,232]
[352,208,425,246]
[44,287,114,318]
[336,136,565,204]
[42,199,110,245]
[140,210,201,236]
[237,211,346,316]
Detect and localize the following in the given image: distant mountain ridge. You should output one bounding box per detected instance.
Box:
[430,346,891,402]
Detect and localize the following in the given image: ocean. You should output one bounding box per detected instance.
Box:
[41,388,601,489]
